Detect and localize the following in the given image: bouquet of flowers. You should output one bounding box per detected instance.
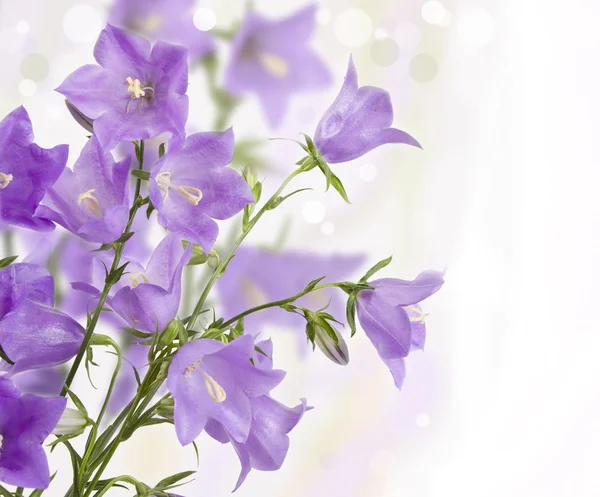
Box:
[0,3,443,495]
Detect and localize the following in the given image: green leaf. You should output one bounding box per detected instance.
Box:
[146,199,156,219]
[192,441,200,466]
[106,262,130,285]
[0,255,18,269]
[187,244,209,265]
[122,327,155,340]
[304,275,326,292]
[93,232,135,252]
[155,470,196,490]
[159,142,166,158]
[330,172,351,203]
[131,169,150,181]
[267,187,313,210]
[346,293,358,337]
[66,387,89,418]
[359,256,393,283]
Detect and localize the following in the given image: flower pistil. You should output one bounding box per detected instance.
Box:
[77,189,102,217]
[155,172,203,205]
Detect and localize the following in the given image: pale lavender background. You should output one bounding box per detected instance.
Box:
[0,0,595,496]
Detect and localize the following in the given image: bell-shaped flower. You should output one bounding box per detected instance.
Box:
[167,334,285,446]
[149,129,254,251]
[0,263,84,375]
[356,271,444,389]
[204,339,309,490]
[224,5,331,128]
[216,247,364,334]
[0,298,85,375]
[0,377,66,489]
[0,106,68,231]
[56,24,189,150]
[37,136,131,244]
[314,57,421,164]
[110,233,192,333]
[109,0,215,60]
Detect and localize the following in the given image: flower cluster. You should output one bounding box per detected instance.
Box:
[0,3,444,495]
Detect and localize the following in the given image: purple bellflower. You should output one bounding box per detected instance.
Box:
[216,247,364,334]
[356,271,444,389]
[37,136,130,245]
[0,263,84,375]
[0,377,66,489]
[205,339,309,491]
[149,129,254,251]
[224,5,331,128]
[167,334,286,446]
[0,107,68,231]
[109,0,215,60]
[110,233,192,333]
[56,24,189,150]
[314,57,421,164]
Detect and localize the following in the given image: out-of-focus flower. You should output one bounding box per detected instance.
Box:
[11,366,65,397]
[167,334,285,445]
[107,343,148,414]
[149,129,253,251]
[224,5,331,128]
[111,233,192,332]
[0,107,68,231]
[56,24,189,150]
[216,247,364,333]
[0,377,66,489]
[205,339,309,490]
[314,57,421,164]
[37,136,131,245]
[109,0,215,60]
[355,271,444,389]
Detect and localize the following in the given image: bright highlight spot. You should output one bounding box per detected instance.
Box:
[457,7,496,47]
[63,5,103,43]
[303,201,326,224]
[416,413,430,427]
[360,164,378,182]
[193,8,217,31]
[18,79,37,97]
[334,9,373,47]
[16,21,30,35]
[422,1,447,25]
[316,9,331,25]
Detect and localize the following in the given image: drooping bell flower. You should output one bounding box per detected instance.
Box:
[149,129,254,251]
[0,263,84,375]
[36,136,131,245]
[224,5,331,128]
[167,334,286,445]
[0,298,85,375]
[56,24,189,150]
[216,247,364,334]
[0,106,68,231]
[0,377,66,489]
[109,0,215,60]
[355,271,444,389]
[110,233,192,333]
[314,57,421,164]
[205,339,309,490]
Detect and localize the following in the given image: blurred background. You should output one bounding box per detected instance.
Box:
[1,0,597,496]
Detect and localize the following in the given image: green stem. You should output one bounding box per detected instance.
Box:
[61,140,145,397]
[186,166,306,332]
[220,283,345,328]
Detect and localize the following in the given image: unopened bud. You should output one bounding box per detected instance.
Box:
[53,408,88,436]
[65,100,94,133]
[314,320,350,366]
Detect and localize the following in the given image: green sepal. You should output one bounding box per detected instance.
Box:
[359,255,393,283]
[0,255,18,269]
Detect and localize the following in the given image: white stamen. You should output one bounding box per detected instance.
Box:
[405,305,429,324]
[175,185,203,205]
[0,173,13,189]
[77,189,102,217]
[129,272,149,288]
[155,172,203,205]
[126,77,146,99]
[203,371,227,403]
[259,53,290,78]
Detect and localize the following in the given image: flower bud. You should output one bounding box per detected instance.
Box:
[313,319,350,366]
[65,100,94,133]
[52,407,88,436]
[160,318,185,346]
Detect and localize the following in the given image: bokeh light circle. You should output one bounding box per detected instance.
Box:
[409,53,438,83]
[20,53,49,82]
[193,8,217,32]
[63,5,103,43]
[370,38,400,67]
